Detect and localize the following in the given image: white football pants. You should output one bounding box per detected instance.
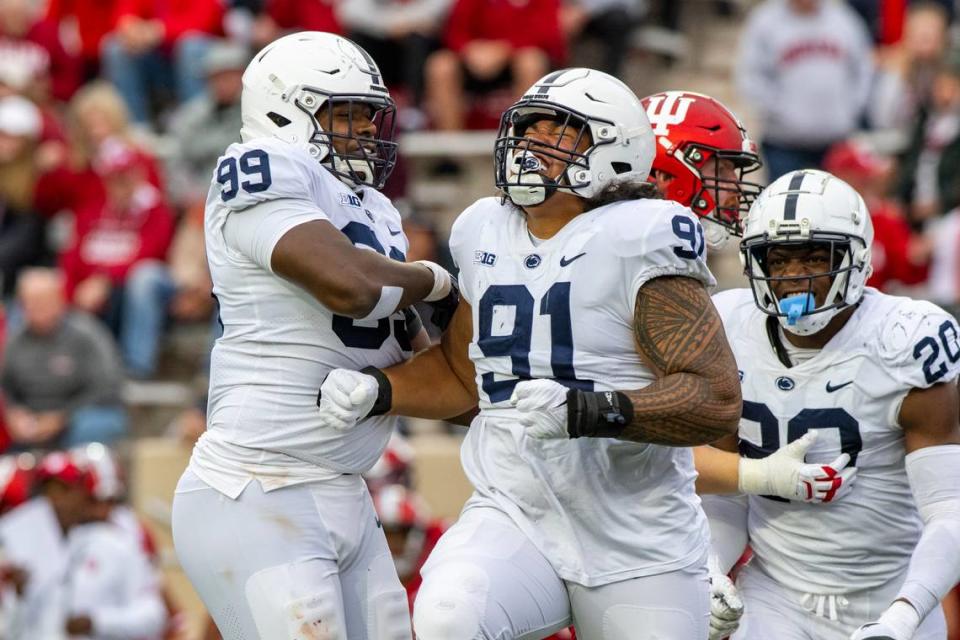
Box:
[413,504,710,640]
[732,562,947,640]
[171,469,411,640]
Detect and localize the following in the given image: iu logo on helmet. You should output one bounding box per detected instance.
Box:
[645,91,695,136]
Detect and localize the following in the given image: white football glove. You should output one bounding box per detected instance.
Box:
[708,571,743,640]
[317,369,379,431]
[850,601,920,640]
[510,379,569,439]
[739,431,858,502]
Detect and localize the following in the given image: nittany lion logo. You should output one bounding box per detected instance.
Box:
[645,91,695,136]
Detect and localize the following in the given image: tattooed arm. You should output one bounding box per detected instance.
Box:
[617,275,741,445]
[512,276,741,444]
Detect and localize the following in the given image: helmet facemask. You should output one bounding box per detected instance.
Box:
[741,235,865,336]
[494,101,604,207]
[684,145,763,238]
[295,88,398,190]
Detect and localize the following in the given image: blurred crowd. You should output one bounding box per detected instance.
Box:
[0,0,956,636]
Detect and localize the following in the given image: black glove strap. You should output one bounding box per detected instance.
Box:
[360,366,393,417]
[566,390,634,438]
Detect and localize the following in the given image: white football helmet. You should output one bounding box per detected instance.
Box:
[740,169,873,336]
[494,68,655,206]
[241,31,398,189]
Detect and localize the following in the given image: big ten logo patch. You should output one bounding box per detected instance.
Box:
[474,250,497,267]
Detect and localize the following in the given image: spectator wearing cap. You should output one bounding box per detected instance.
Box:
[0,96,46,298]
[736,0,873,181]
[0,0,81,104]
[57,137,175,378]
[166,40,246,210]
[0,451,166,640]
[2,268,126,448]
[101,0,225,125]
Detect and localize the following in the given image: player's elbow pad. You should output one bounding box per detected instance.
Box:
[896,444,960,620]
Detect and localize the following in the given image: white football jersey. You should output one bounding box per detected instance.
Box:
[450,196,716,586]
[714,287,960,594]
[192,137,413,498]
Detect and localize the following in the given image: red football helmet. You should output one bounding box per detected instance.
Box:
[642,91,762,241]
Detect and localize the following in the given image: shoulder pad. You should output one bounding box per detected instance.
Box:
[878,297,960,389]
[598,200,704,259]
[213,139,322,211]
[449,197,509,266]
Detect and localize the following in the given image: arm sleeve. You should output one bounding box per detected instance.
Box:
[222,198,329,274]
[895,445,960,622]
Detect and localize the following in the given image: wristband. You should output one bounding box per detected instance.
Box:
[415,260,452,302]
[360,366,392,417]
[566,389,634,438]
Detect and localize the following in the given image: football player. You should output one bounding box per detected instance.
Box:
[169,32,458,640]
[642,90,859,640]
[705,170,960,640]
[642,90,763,249]
[318,68,742,638]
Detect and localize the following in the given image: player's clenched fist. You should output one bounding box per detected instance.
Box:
[317,369,380,430]
[510,379,570,439]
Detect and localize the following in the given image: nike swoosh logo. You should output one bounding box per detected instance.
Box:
[387,226,402,236]
[375,517,382,528]
[825,380,854,393]
[560,252,586,267]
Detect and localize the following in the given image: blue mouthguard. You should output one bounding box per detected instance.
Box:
[779,293,816,325]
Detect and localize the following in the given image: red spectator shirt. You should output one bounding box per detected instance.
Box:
[46,0,120,64]
[0,18,82,101]
[443,0,566,65]
[267,0,341,34]
[867,200,929,290]
[59,182,175,297]
[114,0,224,45]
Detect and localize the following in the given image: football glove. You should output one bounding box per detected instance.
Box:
[510,379,569,439]
[739,431,858,502]
[316,368,380,430]
[708,571,743,640]
[850,601,920,640]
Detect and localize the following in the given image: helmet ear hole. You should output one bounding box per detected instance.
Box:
[611,162,632,175]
